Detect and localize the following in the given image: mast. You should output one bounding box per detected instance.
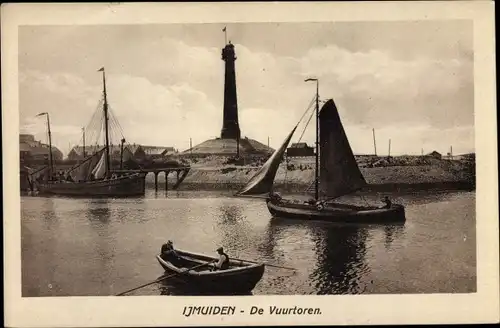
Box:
[305,77,319,200]
[47,113,54,178]
[120,138,125,170]
[36,112,54,178]
[236,134,240,158]
[82,127,86,158]
[99,67,111,177]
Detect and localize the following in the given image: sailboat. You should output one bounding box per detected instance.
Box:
[33,67,146,197]
[236,80,405,223]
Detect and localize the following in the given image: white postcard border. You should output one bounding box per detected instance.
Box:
[2,1,498,326]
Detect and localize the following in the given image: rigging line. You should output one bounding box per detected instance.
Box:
[278,98,315,190]
[87,115,99,148]
[108,106,125,138]
[87,99,102,127]
[105,108,118,141]
[296,94,316,127]
[283,156,290,188]
[85,107,102,145]
[296,104,316,144]
[95,114,104,148]
[111,116,124,146]
[84,99,103,135]
[109,112,124,141]
[88,98,104,128]
[107,106,117,129]
[91,108,105,144]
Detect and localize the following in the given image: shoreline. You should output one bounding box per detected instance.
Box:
[148,180,475,193]
[148,161,476,194]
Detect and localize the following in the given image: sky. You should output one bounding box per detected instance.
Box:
[18,21,474,156]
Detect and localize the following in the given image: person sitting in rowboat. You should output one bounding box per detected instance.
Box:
[211,247,230,271]
[269,191,282,203]
[160,240,182,265]
[305,198,316,206]
[381,196,392,209]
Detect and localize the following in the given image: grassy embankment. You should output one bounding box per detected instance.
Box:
[147,155,475,193]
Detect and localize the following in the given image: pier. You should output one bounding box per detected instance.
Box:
[111,167,191,192]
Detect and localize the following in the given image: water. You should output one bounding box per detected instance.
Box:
[21,189,476,296]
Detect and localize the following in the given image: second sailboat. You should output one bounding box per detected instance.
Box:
[34,67,146,197]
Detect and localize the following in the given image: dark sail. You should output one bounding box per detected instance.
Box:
[319,99,366,199]
[236,126,297,196]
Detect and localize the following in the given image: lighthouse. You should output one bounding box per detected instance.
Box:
[220,42,241,140]
[181,36,273,158]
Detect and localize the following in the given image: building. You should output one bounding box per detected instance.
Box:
[287,142,315,157]
[67,145,134,162]
[425,150,442,160]
[133,145,178,160]
[453,153,476,162]
[67,144,177,162]
[182,39,273,158]
[19,134,63,163]
[20,142,32,163]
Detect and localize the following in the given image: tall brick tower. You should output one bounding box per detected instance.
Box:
[220,42,241,140]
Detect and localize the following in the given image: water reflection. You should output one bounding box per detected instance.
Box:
[158,278,252,296]
[219,204,243,224]
[83,199,114,295]
[310,226,369,294]
[258,219,286,264]
[215,203,251,253]
[383,225,404,249]
[268,217,405,294]
[40,198,59,229]
[85,199,111,223]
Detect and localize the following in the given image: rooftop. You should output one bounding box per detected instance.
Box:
[181,137,274,156]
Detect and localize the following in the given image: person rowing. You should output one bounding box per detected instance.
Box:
[211,247,230,271]
[381,196,392,209]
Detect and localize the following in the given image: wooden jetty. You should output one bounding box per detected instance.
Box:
[111,167,191,192]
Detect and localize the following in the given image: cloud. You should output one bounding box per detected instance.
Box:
[18,24,474,157]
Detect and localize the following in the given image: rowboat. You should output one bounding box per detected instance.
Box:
[156,249,265,294]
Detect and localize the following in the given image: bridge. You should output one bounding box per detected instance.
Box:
[111,167,191,191]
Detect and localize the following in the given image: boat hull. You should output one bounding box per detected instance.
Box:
[35,173,146,197]
[156,249,265,294]
[266,199,406,223]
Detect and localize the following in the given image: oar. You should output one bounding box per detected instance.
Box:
[233,257,296,271]
[116,260,215,296]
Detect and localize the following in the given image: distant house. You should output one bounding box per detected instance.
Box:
[67,145,134,162]
[19,134,63,162]
[453,153,476,161]
[20,142,32,163]
[287,142,314,157]
[426,151,442,160]
[68,144,177,162]
[133,145,177,160]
